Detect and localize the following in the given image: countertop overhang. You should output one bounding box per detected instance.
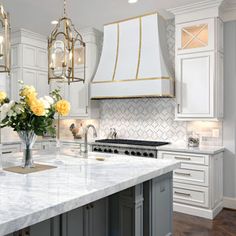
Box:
[0,152,180,235]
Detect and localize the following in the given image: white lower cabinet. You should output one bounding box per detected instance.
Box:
[173,183,209,208]
[158,150,223,219]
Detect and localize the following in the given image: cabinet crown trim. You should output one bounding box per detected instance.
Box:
[168,0,224,16]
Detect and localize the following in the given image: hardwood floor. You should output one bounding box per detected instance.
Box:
[173,209,236,236]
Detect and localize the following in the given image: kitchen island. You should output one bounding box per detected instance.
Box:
[0,152,180,236]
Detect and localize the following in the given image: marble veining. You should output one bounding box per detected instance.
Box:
[0,152,180,235]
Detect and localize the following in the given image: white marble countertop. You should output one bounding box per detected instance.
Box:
[0,152,180,235]
[158,144,224,155]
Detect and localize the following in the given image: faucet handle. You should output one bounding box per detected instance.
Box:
[107,128,113,139]
[112,128,118,139]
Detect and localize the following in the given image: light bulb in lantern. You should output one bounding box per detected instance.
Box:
[51,53,56,68]
[0,36,4,58]
[0,5,3,16]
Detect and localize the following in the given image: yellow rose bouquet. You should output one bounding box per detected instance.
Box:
[0,82,70,167]
[0,83,70,136]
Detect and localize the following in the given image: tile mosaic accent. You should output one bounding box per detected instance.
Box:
[99,98,187,142]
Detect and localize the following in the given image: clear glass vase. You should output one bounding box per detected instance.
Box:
[18,131,37,168]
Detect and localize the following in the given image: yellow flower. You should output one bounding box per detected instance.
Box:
[20,85,37,101]
[0,91,6,102]
[30,99,46,116]
[55,100,70,116]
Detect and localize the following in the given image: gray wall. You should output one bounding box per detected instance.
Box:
[223,21,236,198]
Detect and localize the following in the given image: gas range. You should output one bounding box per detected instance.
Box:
[91,139,170,158]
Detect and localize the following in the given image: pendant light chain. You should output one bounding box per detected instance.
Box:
[63,0,67,17]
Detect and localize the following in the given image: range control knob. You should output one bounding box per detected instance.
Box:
[98,148,102,152]
[124,151,130,155]
[131,151,136,156]
[108,149,113,153]
[136,152,141,156]
[143,152,148,157]
[114,150,119,154]
[94,148,98,152]
[149,153,154,158]
[104,149,108,153]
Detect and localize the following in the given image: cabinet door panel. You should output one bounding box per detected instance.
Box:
[176,52,214,118]
[23,45,37,68]
[176,18,215,54]
[68,83,88,117]
[30,219,51,236]
[22,69,37,87]
[37,48,48,70]
[11,45,19,68]
[65,208,84,236]
[10,69,21,100]
[89,199,108,236]
[37,71,49,97]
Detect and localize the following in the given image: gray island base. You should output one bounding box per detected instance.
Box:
[0,152,180,236]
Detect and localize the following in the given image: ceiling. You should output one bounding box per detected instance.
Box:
[0,0,225,36]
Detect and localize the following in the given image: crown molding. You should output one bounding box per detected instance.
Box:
[168,0,224,23]
[222,1,236,22]
[168,0,224,16]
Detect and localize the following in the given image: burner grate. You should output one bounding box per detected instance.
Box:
[95,139,170,147]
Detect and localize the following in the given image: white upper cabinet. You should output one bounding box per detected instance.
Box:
[176,52,215,118]
[10,29,49,100]
[169,0,224,120]
[22,44,48,71]
[22,45,37,69]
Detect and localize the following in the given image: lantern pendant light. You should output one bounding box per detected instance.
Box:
[48,0,86,85]
[0,4,10,74]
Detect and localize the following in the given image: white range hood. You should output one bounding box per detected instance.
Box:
[90,13,174,99]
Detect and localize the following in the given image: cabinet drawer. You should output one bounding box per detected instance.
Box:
[41,142,56,150]
[173,183,209,208]
[33,142,42,150]
[2,144,21,154]
[174,164,209,186]
[159,151,209,165]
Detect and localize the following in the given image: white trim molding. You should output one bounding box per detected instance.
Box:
[174,202,223,220]
[168,0,224,24]
[223,197,236,209]
[221,1,236,22]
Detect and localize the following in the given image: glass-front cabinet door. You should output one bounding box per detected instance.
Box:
[176,18,215,54]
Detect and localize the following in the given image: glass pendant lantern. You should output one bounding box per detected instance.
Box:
[0,4,10,74]
[48,0,86,85]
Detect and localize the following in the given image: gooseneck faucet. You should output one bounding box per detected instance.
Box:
[81,124,97,157]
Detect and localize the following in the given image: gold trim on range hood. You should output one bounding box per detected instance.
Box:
[90,13,175,99]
